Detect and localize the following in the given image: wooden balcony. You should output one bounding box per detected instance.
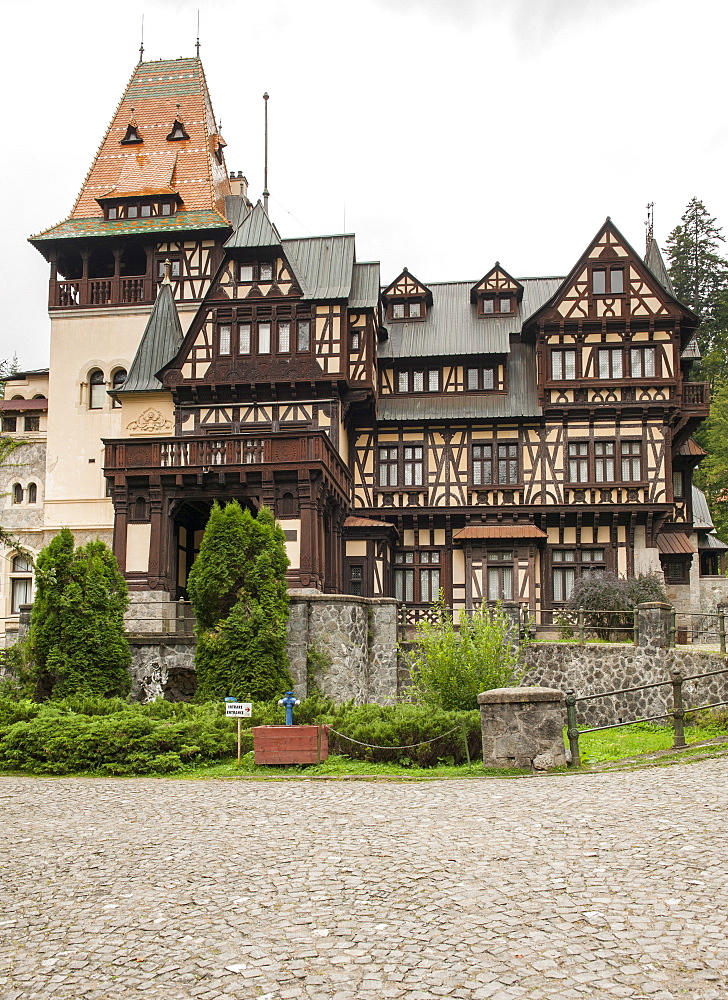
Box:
[104,429,352,497]
[51,276,154,308]
[682,381,710,410]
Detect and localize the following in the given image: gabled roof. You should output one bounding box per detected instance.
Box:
[225,201,282,249]
[281,235,356,300]
[378,278,561,360]
[382,268,433,306]
[117,280,184,394]
[470,263,524,304]
[644,238,676,297]
[34,56,231,241]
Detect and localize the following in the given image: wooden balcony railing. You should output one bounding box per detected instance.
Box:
[50,276,155,308]
[683,382,709,407]
[104,430,352,496]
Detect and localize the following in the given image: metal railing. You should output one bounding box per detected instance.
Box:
[565,665,728,767]
[672,610,727,650]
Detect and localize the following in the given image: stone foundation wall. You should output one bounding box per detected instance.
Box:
[129,637,197,702]
[522,643,728,728]
[287,592,399,704]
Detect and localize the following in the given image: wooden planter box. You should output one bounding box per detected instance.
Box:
[253,725,329,765]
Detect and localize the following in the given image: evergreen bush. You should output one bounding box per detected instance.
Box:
[565,571,667,641]
[402,601,525,711]
[188,502,292,701]
[27,529,131,700]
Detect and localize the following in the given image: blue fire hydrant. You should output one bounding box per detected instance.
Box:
[278,691,300,726]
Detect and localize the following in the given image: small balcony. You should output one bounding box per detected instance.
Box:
[682,381,710,409]
[52,276,155,309]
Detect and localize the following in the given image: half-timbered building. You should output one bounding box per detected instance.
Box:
[10,52,725,638]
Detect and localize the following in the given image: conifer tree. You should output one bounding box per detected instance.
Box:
[29,529,131,699]
[188,502,292,701]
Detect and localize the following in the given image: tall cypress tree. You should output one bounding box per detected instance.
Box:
[188,502,292,701]
[666,198,728,383]
[29,529,131,699]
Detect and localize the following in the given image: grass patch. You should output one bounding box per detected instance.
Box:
[578,719,728,764]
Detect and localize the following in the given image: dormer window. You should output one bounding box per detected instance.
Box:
[167,119,190,141]
[382,269,432,324]
[471,264,523,317]
[215,142,225,164]
[120,124,142,145]
[238,262,276,283]
[592,267,624,295]
[103,200,177,221]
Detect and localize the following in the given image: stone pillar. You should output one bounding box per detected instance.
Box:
[17,604,32,640]
[637,601,672,649]
[477,687,567,770]
[498,601,522,636]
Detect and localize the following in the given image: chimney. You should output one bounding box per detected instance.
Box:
[229,171,249,201]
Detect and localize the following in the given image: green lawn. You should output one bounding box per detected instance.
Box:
[578,720,728,764]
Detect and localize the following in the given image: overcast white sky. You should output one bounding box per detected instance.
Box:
[2,0,728,370]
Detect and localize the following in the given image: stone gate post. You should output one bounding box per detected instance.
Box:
[636,602,672,649]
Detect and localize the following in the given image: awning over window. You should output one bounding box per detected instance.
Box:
[656,533,695,555]
[0,398,47,411]
[453,524,547,541]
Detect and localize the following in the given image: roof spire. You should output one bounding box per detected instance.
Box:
[263,92,270,215]
[162,259,172,285]
[645,201,654,253]
[195,9,200,58]
[138,14,144,63]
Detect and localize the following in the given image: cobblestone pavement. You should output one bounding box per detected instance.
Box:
[2,760,727,1000]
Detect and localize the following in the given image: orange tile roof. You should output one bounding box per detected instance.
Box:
[453,524,547,540]
[68,57,231,221]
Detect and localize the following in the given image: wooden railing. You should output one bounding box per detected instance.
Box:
[50,276,155,308]
[104,430,351,495]
[683,382,709,407]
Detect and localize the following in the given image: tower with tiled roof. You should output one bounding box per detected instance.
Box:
[28,56,242,563]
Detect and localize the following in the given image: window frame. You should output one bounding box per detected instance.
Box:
[395,369,441,393]
[393,549,441,603]
[388,298,426,321]
[551,547,607,604]
[630,345,658,378]
[466,366,498,392]
[88,369,106,410]
[591,265,626,296]
[485,550,514,602]
[551,348,577,381]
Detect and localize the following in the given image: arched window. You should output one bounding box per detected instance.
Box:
[279,492,297,517]
[133,496,148,521]
[12,484,23,504]
[33,394,46,400]
[89,369,106,409]
[27,483,37,504]
[10,554,33,614]
[111,368,127,408]
[10,395,24,400]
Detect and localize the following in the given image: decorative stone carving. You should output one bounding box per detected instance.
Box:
[127,407,172,434]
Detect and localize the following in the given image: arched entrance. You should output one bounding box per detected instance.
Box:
[172,496,259,598]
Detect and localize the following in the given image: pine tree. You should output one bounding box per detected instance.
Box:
[693,384,728,544]
[188,502,292,701]
[29,529,131,699]
[666,198,728,379]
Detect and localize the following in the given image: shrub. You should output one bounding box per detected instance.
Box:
[325,703,481,767]
[565,572,667,641]
[402,601,525,711]
[27,529,131,700]
[188,502,293,701]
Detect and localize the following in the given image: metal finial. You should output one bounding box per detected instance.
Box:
[195,9,200,57]
[263,92,270,214]
[645,201,655,253]
[139,14,144,63]
[162,259,172,284]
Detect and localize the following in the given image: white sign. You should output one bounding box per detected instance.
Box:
[225,702,252,718]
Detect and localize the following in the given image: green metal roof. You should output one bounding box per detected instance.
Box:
[117,281,184,393]
[225,201,282,249]
[30,210,230,243]
[125,58,203,102]
[282,235,356,300]
[350,262,380,310]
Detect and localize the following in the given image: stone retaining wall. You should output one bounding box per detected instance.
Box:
[128,637,197,702]
[522,643,728,728]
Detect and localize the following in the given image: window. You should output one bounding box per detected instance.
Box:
[394,550,440,603]
[219,325,231,355]
[497,443,518,485]
[157,259,181,278]
[278,321,290,353]
[297,319,310,352]
[631,346,656,377]
[239,323,251,354]
[258,322,271,354]
[483,299,494,314]
[120,124,142,144]
[673,470,685,498]
[499,297,511,313]
[396,370,440,393]
[12,484,22,504]
[111,369,127,408]
[466,367,496,391]
[592,268,624,294]
[403,445,424,486]
[2,416,17,432]
[552,548,606,602]
[568,442,589,483]
[621,441,642,481]
[472,443,518,485]
[389,300,425,320]
[127,205,138,219]
[378,446,398,487]
[27,483,37,504]
[472,443,493,485]
[594,441,615,482]
[24,415,40,431]
[349,564,364,597]
[108,207,117,220]
[89,370,105,409]
[140,205,151,218]
[10,555,32,614]
[597,348,623,379]
[161,202,172,216]
[487,551,513,601]
[259,263,274,282]
[239,264,254,282]
[551,349,576,380]
[662,557,690,585]
[350,330,361,352]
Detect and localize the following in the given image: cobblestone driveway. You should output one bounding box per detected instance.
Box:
[2,759,727,1000]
